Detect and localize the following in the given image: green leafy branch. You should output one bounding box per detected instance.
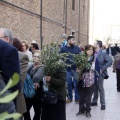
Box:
[71,53,91,80]
[0,73,21,120]
[40,42,69,76]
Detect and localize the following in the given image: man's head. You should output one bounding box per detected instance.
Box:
[94,40,102,50]
[108,44,111,47]
[67,35,75,47]
[115,44,117,46]
[0,28,14,44]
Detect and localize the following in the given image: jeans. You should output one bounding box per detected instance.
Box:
[66,71,79,101]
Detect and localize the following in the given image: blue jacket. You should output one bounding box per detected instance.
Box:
[95,58,100,83]
[60,45,81,71]
[0,39,20,92]
[95,50,112,81]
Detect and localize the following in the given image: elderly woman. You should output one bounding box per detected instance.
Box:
[23,50,44,120]
[113,53,120,92]
[21,40,33,68]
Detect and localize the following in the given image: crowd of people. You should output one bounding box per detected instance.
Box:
[0,28,120,120]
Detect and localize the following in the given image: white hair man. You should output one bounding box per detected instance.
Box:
[0,28,21,113]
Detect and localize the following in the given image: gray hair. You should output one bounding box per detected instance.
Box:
[61,34,67,39]
[0,28,14,42]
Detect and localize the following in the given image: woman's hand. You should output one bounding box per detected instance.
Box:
[45,76,51,82]
[76,68,80,72]
[34,83,40,90]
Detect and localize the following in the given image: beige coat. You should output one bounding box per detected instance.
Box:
[16,51,29,113]
[113,53,120,72]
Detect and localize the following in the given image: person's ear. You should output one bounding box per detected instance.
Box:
[5,37,10,43]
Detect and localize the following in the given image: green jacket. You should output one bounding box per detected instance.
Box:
[49,67,66,101]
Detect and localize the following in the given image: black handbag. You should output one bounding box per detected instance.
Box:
[42,90,58,104]
[102,71,109,79]
[104,75,109,79]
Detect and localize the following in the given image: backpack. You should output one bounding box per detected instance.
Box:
[61,40,67,47]
[82,70,95,87]
[23,74,35,98]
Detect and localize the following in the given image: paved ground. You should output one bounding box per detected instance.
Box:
[30,67,120,120]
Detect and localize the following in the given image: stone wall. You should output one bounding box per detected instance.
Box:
[0,0,40,46]
[0,0,89,48]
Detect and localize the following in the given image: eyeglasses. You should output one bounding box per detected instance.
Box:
[33,55,39,58]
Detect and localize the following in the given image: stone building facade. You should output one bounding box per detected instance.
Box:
[0,0,89,49]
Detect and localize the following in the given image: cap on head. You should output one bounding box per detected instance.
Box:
[67,35,75,41]
[32,40,36,43]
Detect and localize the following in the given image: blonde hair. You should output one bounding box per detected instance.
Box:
[21,40,29,49]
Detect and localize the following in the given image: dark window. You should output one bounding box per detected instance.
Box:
[72,0,75,10]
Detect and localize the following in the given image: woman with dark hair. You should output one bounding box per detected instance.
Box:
[13,38,23,52]
[76,45,96,118]
[30,43,39,54]
[13,38,29,120]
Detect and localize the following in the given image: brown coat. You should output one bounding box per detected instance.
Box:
[16,52,29,113]
[113,53,120,72]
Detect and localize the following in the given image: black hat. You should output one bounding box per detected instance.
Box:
[67,35,75,41]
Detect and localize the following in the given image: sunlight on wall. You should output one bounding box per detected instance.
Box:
[89,0,120,45]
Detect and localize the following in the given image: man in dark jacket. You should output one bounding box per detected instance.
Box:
[106,44,116,57]
[60,35,81,103]
[113,44,120,55]
[0,28,20,108]
[0,28,20,92]
[91,40,112,110]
